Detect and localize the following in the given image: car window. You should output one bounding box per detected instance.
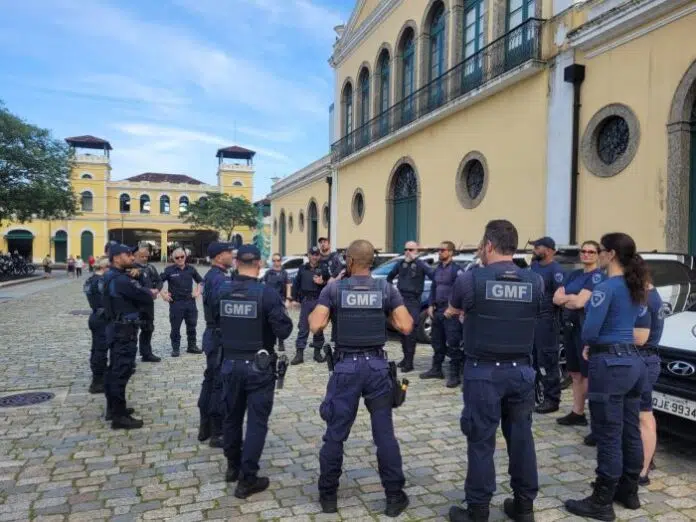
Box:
[372,259,400,276]
[646,260,690,287]
[513,258,528,268]
[283,258,304,270]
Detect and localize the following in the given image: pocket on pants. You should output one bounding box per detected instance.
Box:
[459,407,472,437]
[319,399,334,423]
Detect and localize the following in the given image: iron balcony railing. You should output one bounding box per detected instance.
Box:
[331,18,544,162]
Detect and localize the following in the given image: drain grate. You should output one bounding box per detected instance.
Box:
[0,392,55,408]
[69,310,92,315]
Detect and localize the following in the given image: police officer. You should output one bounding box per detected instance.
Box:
[290,246,330,365]
[160,248,204,357]
[262,253,292,351]
[387,240,434,372]
[318,237,346,347]
[102,244,154,430]
[446,220,543,522]
[131,246,162,363]
[214,244,292,499]
[564,233,648,521]
[420,241,464,387]
[84,256,110,394]
[309,239,413,518]
[528,237,565,414]
[198,242,234,448]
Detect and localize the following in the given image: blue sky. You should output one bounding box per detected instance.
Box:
[0,0,353,200]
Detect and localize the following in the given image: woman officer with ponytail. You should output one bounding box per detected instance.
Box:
[564,233,648,522]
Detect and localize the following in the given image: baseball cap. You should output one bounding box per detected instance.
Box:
[207,241,233,259]
[236,244,261,262]
[530,236,556,250]
[308,246,320,255]
[108,244,137,260]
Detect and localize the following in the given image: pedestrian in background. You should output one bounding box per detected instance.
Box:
[75,256,84,277]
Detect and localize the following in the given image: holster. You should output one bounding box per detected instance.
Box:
[389,361,408,408]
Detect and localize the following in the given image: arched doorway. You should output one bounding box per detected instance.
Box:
[389,163,419,250]
[689,100,696,252]
[279,211,287,257]
[81,231,94,261]
[308,201,318,249]
[6,229,34,259]
[54,231,67,262]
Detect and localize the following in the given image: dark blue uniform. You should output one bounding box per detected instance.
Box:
[565,276,648,518]
[320,251,345,345]
[292,262,330,356]
[449,261,543,519]
[262,268,289,350]
[84,273,108,392]
[635,288,665,412]
[387,258,433,369]
[134,262,162,359]
[561,268,605,377]
[530,260,565,406]
[161,264,203,354]
[199,265,230,443]
[102,267,154,419]
[317,276,407,511]
[214,275,292,488]
[424,261,463,379]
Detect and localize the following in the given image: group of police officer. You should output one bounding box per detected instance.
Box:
[82,221,663,521]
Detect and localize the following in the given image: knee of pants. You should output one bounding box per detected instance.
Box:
[588,393,624,429]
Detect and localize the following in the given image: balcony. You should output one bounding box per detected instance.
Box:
[331,18,544,163]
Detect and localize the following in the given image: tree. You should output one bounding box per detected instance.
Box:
[0,102,77,225]
[183,192,258,241]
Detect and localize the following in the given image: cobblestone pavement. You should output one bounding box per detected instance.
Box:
[1,267,696,521]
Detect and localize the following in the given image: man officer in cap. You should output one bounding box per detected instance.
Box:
[529,236,566,414]
[198,241,234,448]
[131,246,163,363]
[214,244,292,498]
[102,244,154,430]
[445,220,543,522]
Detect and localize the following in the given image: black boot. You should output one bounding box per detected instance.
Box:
[556,411,588,426]
[225,461,239,483]
[111,413,144,430]
[209,417,223,448]
[313,347,326,363]
[419,364,444,379]
[89,375,104,394]
[564,476,617,521]
[320,493,338,514]
[385,491,409,518]
[446,360,461,388]
[584,432,597,447]
[187,345,202,354]
[105,407,134,421]
[141,354,161,362]
[534,400,559,414]
[171,347,180,358]
[614,473,640,510]
[503,496,534,522]
[197,415,211,442]
[397,359,406,368]
[234,476,270,499]
[291,349,304,365]
[448,503,490,521]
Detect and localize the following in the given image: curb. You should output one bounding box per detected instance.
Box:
[0,275,44,289]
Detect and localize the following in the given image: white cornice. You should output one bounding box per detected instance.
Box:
[568,0,693,51]
[330,0,401,68]
[107,182,218,192]
[268,155,332,200]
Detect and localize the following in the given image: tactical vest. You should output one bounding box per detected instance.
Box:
[203,268,226,326]
[466,266,538,359]
[83,275,104,312]
[299,265,322,295]
[101,269,119,321]
[433,263,458,304]
[135,263,150,288]
[397,261,425,296]
[265,269,286,296]
[334,277,388,350]
[219,281,264,356]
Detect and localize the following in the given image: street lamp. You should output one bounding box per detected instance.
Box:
[120,212,125,242]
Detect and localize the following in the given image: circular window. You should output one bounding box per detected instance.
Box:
[288,213,294,232]
[456,152,489,209]
[582,103,640,178]
[322,204,329,228]
[298,211,305,232]
[273,218,278,234]
[352,189,365,225]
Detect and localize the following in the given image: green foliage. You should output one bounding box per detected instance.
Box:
[183,192,257,241]
[0,102,77,225]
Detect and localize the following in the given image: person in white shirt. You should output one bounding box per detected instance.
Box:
[75,256,84,277]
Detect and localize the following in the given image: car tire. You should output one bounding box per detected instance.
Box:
[416,310,432,344]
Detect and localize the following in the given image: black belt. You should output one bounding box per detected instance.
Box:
[466,354,531,365]
[223,351,257,361]
[640,346,659,356]
[337,348,385,360]
[172,297,194,302]
[589,343,638,356]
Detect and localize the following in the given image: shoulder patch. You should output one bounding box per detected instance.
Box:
[554,272,564,283]
[638,305,648,317]
[658,302,671,320]
[590,290,606,308]
[592,272,602,284]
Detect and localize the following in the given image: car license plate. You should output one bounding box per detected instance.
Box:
[652,391,696,421]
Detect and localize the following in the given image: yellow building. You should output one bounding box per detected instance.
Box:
[1,136,256,262]
[269,0,696,256]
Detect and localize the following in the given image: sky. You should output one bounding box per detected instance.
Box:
[0,0,353,200]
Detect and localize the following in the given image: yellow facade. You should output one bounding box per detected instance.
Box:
[270,0,696,255]
[1,139,257,262]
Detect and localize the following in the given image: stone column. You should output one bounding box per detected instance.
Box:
[160,230,168,262]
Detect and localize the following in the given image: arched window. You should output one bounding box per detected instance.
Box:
[428,2,446,108]
[359,68,370,126]
[342,82,354,138]
[462,0,485,91]
[179,195,189,214]
[119,193,131,213]
[198,196,208,204]
[399,29,416,123]
[140,194,151,213]
[160,195,170,214]
[233,181,243,187]
[377,50,391,138]
[81,173,93,179]
[80,191,93,212]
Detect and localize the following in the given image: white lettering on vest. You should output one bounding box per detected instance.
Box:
[340,290,382,309]
[220,300,258,318]
[485,281,533,303]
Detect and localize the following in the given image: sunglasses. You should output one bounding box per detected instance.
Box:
[174,256,185,260]
[272,259,281,262]
[404,248,416,252]
[438,248,451,253]
[580,249,598,255]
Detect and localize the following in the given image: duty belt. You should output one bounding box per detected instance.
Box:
[589,343,638,356]
[223,351,258,361]
[640,346,659,356]
[337,348,385,360]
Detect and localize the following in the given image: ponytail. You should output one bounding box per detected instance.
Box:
[624,254,648,304]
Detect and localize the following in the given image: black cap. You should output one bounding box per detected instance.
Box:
[308,246,320,255]
[108,244,137,260]
[207,241,233,259]
[530,236,556,250]
[236,244,261,262]
[318,237,328,242]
